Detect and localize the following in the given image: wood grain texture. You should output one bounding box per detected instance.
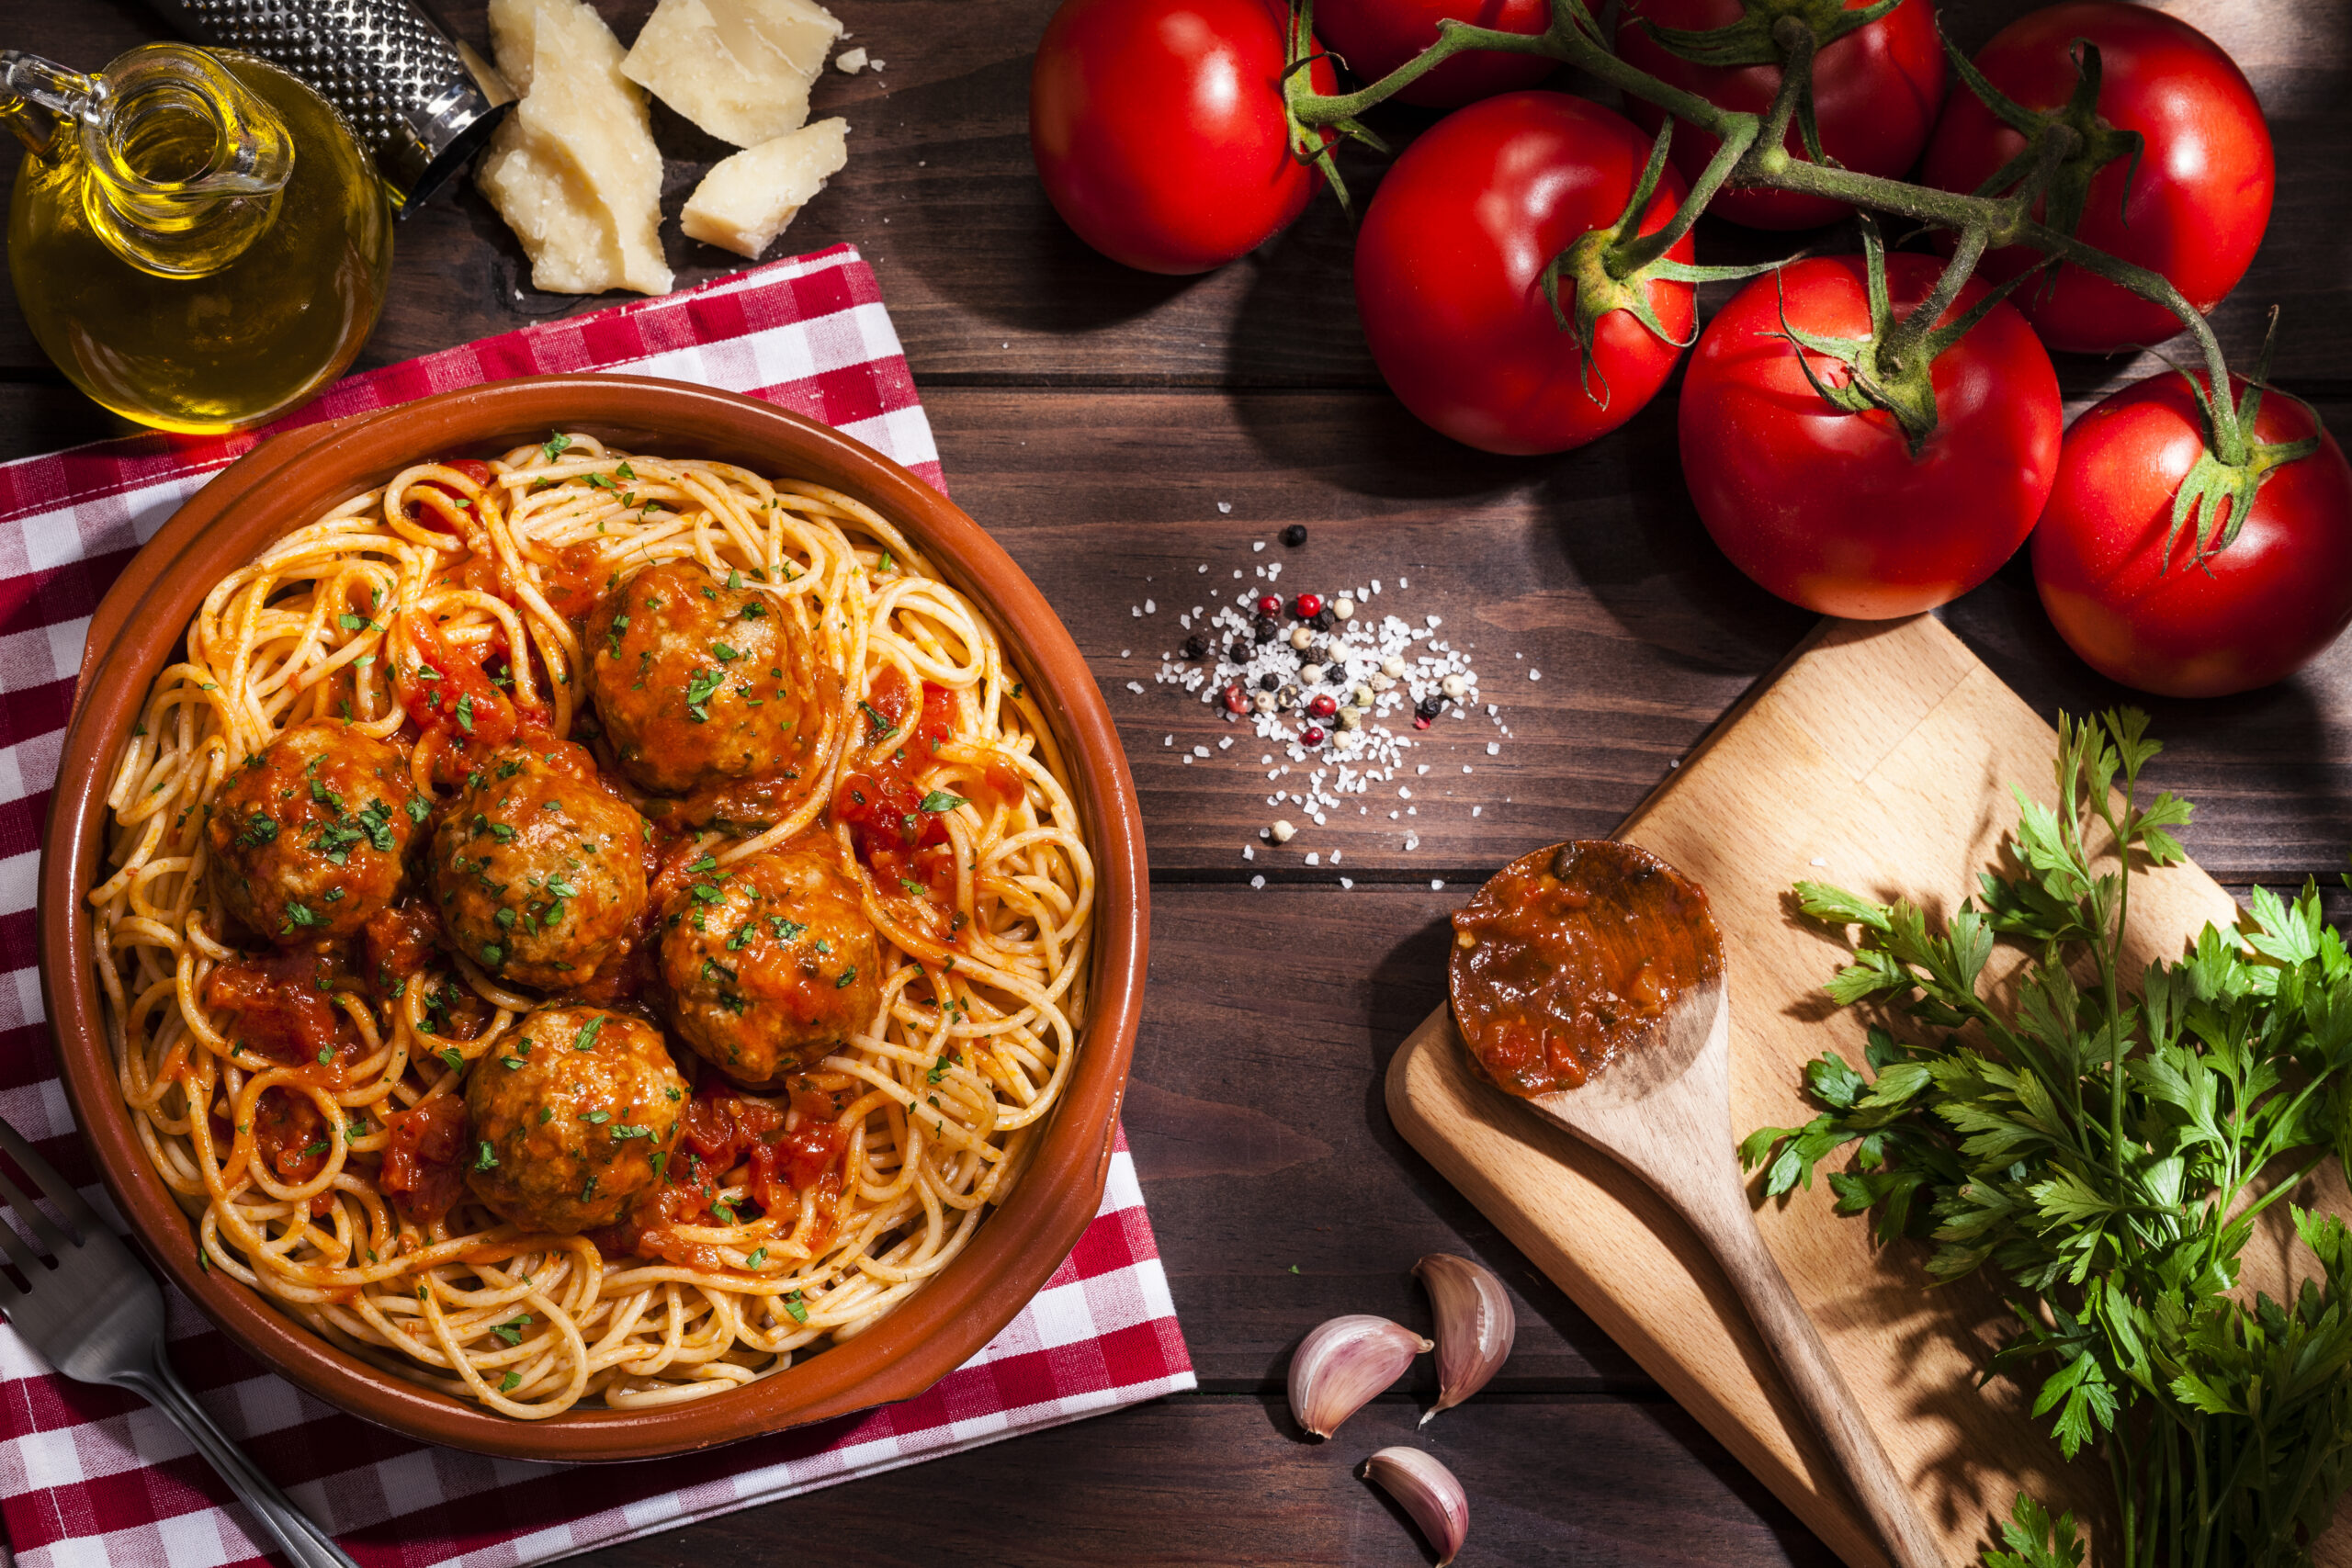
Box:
[1389,615,2350,1568]
[568,1393,1845,1568]
[6,2,2350,391]
[4,0,2350,1560]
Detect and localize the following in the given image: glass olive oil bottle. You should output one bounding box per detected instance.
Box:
[3,44,391,434]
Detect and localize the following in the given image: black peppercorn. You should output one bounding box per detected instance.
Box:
[1282,524,1308,547]
[1417,694,1445,720]
[1253,617,1278,643]
[1312,607,1336,631]
[1329,664,1351,684]
[1258,672,1279,692]
[1228,640,1252,664]
[1182,634,1208,660]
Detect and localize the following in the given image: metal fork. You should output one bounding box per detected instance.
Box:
[0,1115,358,1568]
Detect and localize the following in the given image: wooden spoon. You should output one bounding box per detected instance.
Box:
[1449,840,1945,1568]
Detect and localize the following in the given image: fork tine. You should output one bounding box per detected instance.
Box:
[0,1118,101,1243]
[0,1166,70,1263]
[0,1259,24,1313]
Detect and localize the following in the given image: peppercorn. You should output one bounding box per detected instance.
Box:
[1255,593,1283,617]
[1308,694,1338,718]
[1222,683,1248,715]
[1282,525,1307,547]
[1417,694,1445,720]
[1258,672,1279,693]
[1294,592,1324,619]
[1182,634,1208,660]
[1253,618,1278,643]
[1229,640,1252,664]
[1329,664,1351,684]
[1441,673,1468,699]
[1288,625,1315,651]
[1301,725,1326,745]
[1312,607,1336,631]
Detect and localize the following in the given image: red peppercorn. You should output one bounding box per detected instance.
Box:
[1307,694,1338,718]
[1222,682,1248,715]
[1255,593,1283,617]
[1294,592,1323,619]
[1413,714,1432,730]
[1301,725,1326,745]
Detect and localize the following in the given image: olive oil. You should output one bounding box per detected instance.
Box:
[5,44,391,434]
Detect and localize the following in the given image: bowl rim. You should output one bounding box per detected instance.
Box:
[36,374,1148,1462]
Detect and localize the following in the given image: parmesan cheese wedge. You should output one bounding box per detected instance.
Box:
[623,0,844,149]
[680,118,850,260]
[476,0,673,296]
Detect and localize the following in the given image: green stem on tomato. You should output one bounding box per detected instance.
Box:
[1283,0,2254,459]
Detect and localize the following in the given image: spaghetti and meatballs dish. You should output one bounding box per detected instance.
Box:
[89,434,1093,1417]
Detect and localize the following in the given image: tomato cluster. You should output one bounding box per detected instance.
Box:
[1029,0,2352,697]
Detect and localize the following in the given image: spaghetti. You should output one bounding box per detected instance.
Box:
[91,434,1093,1417]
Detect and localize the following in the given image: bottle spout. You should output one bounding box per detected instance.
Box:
[81,43,295,277]
[0,51,107,161]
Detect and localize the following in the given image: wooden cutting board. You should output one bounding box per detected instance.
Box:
[1386,613,2351,1568]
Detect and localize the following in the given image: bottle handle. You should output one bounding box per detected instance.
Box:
[0,51,105,161]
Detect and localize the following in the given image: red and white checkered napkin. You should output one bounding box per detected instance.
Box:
[0,246,1193,1568]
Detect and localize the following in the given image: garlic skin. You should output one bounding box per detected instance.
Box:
[1415,1252,1516,1425]
[1287,1314,1431,1439]
[1363,1447,1469,1566]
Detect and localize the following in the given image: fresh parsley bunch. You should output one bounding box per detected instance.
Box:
[1743,711,2352,1568]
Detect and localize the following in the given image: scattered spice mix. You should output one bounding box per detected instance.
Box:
[1133,534,1519,866]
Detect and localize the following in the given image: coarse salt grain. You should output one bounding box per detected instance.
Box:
[1218,502,1232,513]
[1305,852,1320,866]
[1340,877,1353,889]
[1810,856,1827,866]
[1430,879,1443,891]
[1250,875,1265,888]
[1242,845,1255,861]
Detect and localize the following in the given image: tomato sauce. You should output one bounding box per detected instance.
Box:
[833,668,1016,913]
[595,1079,849,1269]
[402,457,493,534]
[1448,840,1722,1098]
[379,1094,469,1226]
[252,1088,329,1187]
[206,949,366,1075]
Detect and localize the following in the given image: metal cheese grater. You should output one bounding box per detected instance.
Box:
[143,0,514,214]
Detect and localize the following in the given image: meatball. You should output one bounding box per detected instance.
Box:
[659,843,882,1088]
[432,742,648,991]
[582,559,835,819]
[208,721,424,944]
[463,1005,686,1234]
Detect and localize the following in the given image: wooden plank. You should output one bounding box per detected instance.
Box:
[569,1393,1844,1568]
[1386,615,2345,1568]
[1132,882,1643,1389]
[5,1,2348,390]
[3,382,2346,883]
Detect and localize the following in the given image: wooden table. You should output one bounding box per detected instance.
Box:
[6,1,2349,1562]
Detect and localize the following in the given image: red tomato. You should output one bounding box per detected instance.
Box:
[1353,91,1695,457]
[1615,0,1944,231]
[1029,0,1336,274]
[1919,3,2273,355]
[1679,253,2061,619]
[2033,376,2352,697]
[1314,0,1554,108]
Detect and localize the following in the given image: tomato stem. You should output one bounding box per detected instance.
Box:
[1283,0,2259,461]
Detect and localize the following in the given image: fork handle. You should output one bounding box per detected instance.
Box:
[115,1344,361,1568]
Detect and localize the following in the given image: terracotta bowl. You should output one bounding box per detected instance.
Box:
[37,375,1148,1461]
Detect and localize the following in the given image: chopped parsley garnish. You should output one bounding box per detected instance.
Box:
[500,1372,522,1393]
[919,790,969,814]
[783,1291,808,1324]
[235,810,278,849]
[746,1247,767,1269]
[474,1140,498,1170]
[481,942,504,966]
[683,666,727,722]
[580,1109,611,1124]
[283,901,323,930]
[406,795,431,823]
[492,1314,531,1346]
[315,1045,334,1066]
[768,916,806,942]
[540,432,571,463]
[573,1015,605,1052]
[834,967,859,988]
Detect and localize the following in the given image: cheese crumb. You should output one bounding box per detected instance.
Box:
[835,45,869,72]
[682,118,851,260]
[624,0,842,147]
[479,0,673,296]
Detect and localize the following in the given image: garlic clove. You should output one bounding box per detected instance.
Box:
[1287,1314,1431,1439]
[1414,1252,1516,1425]
[1363,1446,1469,1566]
